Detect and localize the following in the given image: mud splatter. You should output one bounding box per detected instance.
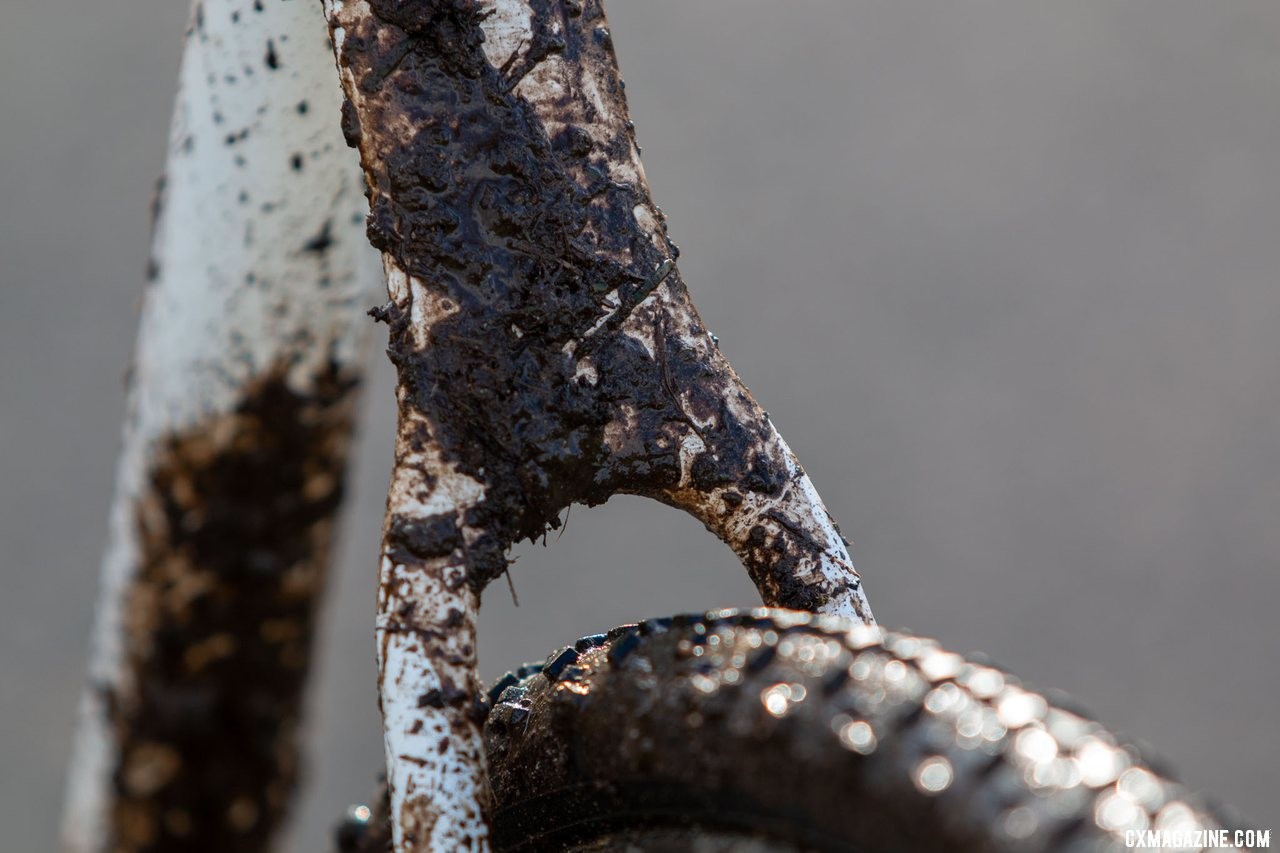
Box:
[325,2,869,847]
[103,361,359,852]
[337,0,850,611]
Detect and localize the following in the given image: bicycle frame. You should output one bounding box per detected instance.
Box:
[64,1,873,851]
[61,1,379,849]
[324,2,873,848]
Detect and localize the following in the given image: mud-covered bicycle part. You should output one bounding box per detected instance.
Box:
[339,609,1248,852]
[321,2,875,845]
[68,0,878,847]
[59,1,380,849]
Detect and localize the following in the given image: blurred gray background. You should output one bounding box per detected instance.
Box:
[3,1,1277,849]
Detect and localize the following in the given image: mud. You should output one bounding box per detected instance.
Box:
[337,0,846,610]
[476,612,1237,851]
[103,362,359,852]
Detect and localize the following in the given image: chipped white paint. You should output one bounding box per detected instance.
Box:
[604,246,872,619]
[481,2,648,258]
[729,425,870,621]
[318,0,524,845]
[475,10,868,633]
[375,567,486,849]
[387,406,487,520]
[373,312,491,850]
[676,431,709,482]
[623,326,658,359]
[478,0,532,69]
[384,260,412,303]
[61,0,379,849]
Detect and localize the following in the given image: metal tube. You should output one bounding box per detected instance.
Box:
[61,0,379,849]
[323,1,874,848]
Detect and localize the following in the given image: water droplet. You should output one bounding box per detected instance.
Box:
[1002,806,1038,840]
[690,674,718,694]
[981,712,1008,743]
[1028,757,1079,790]
[850,656,875,682]
[1075,737,1128,787]
[925,683,961,714]
[837,718,877,754]
[919,651,963,681]
[913,756,954,794]
[846,625,882,649]
[889,635,924,658]
[1117,767,1165,810]
[1095,790,1148,833]
[997,688,1046,728]
[1153,801,1201,834]
[966,666,1005,698]
[1015,727,1059,765]
[956,708,985,739]
[762,684,790,717]
[1044,708,1093,750]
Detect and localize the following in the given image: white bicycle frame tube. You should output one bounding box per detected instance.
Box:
[61,0,378,849]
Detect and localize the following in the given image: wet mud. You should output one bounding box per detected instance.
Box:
[343,610,1239,850]
[103,362,359,852]
[336,0,848,611]
[479,612,1238,851]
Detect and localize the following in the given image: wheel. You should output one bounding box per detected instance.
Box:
[341,608,1241,852]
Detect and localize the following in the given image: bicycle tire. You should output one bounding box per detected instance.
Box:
[342,608,1247,852]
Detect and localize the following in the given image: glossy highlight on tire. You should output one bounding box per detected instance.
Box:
[344,609,1245,852]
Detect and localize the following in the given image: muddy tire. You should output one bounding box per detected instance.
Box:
[343,608,1237,852]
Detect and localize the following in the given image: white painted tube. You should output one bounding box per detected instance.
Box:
[61,0,379,849]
